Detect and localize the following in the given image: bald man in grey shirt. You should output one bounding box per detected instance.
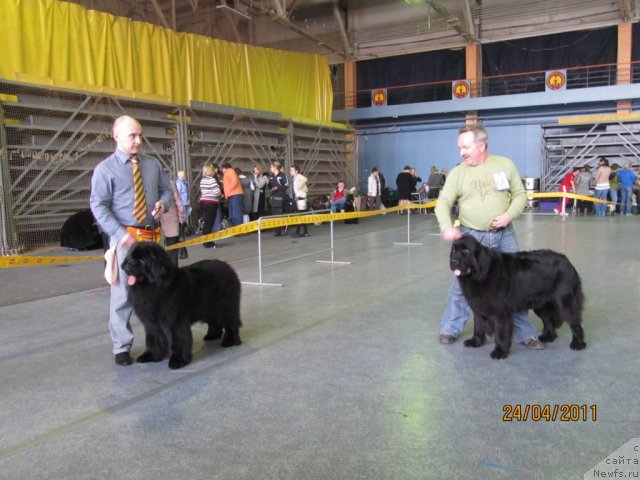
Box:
[90,116,172,366]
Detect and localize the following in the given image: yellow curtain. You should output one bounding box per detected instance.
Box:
[0,0,333,123]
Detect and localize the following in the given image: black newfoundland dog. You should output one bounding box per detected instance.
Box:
[122,241,242,369]
[450,235,586,359]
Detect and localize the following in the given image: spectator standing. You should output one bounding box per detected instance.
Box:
[269,161,289,236]
[367,167,382,210]
[411,168,422,192]
[426,166,445,199]
[609,164,621,215]
[290,165,310,237]
[211,164,225,232]
[90,115,173,366]
[554,167,579,215]
[199,163,221,248]
[176,170,191,218]
[221,163,244,227]
[396,165,414,211]
[574,165,593,215]
[592,157,612,217]
[251,165,268,220]
[160,180,186,266]
[236,168,252,222]
[616,163,637,215]
[378,171,387,206]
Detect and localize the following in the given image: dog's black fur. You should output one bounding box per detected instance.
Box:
[450,235,586,359]
[122,241,242,369]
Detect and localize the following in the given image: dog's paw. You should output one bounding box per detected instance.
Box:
[490,347,509,359]
[463,337,484,348]
[204,327,223,341]
[220,331,242,348]
[570,339,587,350]
[538,332,557,343]
[168,355,190,369]
[137,351,162,363]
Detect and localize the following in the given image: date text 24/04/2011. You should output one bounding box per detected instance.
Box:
[503,404,597,422]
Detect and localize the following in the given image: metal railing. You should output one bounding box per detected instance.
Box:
[334,62,637,109]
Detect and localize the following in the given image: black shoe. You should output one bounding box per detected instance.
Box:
[203,242,216,248]
[115,352,132,366]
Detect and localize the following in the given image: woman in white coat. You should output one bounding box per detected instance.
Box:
[290,165,310,237]
[367,167,382,210]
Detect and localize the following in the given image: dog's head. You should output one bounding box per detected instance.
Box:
[121,241,174,288]
[450,235,492,280]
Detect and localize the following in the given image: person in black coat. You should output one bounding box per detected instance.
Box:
[268,161,289,236]
[396,165,414,210]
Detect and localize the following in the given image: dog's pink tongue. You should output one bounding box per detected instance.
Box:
[127,275,137,286]
[453,269,462,276]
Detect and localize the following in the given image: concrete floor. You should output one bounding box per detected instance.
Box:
[0,213,638,480]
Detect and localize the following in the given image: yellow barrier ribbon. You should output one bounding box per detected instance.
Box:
[0,193,611,268]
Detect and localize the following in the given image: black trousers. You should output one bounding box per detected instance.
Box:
[200,201,219,246]
[165,236,179,266]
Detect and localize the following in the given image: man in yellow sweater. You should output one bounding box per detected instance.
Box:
[434,124,544,350]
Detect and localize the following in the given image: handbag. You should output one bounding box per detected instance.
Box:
[285,196,295,213]
[296,198,308,211]
[271,196,284,209]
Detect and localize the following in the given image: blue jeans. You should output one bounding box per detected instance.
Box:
[620,186,633,215]
[609,188,618,214]
[593,189,609,216]
[440,225,539,343]
[228,194,244,226]
[330,197,347,213]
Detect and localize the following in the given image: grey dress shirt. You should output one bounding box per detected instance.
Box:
[90,149,173,242]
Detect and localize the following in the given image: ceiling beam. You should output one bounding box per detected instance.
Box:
[332,0,352,58]
[271,0,286,18]
[425,0,478,43]
[619,0,633,21]
[148,0,170,28]
[461,0,477,41]
[286,0,301,19]
[218,0,246,42]
[238,0,351,59]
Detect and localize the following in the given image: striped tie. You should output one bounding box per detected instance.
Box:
[131,156,147,223]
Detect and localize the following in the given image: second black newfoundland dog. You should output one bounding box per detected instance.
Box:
[122,241,242,369]
[450,235,586,359]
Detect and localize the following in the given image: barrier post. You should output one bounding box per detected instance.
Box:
[241,216,283,288]
[394,203,423,246]
[316,216,351,265]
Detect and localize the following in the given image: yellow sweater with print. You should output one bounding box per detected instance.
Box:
[435,154,527,231]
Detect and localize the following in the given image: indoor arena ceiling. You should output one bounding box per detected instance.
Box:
[68,0,639,63]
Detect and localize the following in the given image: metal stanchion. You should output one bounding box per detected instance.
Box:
[394,203,423,246]
[242,208,339,287]
[315,216,351,265]
[241,216,283,287]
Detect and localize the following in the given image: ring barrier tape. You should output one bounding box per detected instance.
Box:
[0,193,614,269]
